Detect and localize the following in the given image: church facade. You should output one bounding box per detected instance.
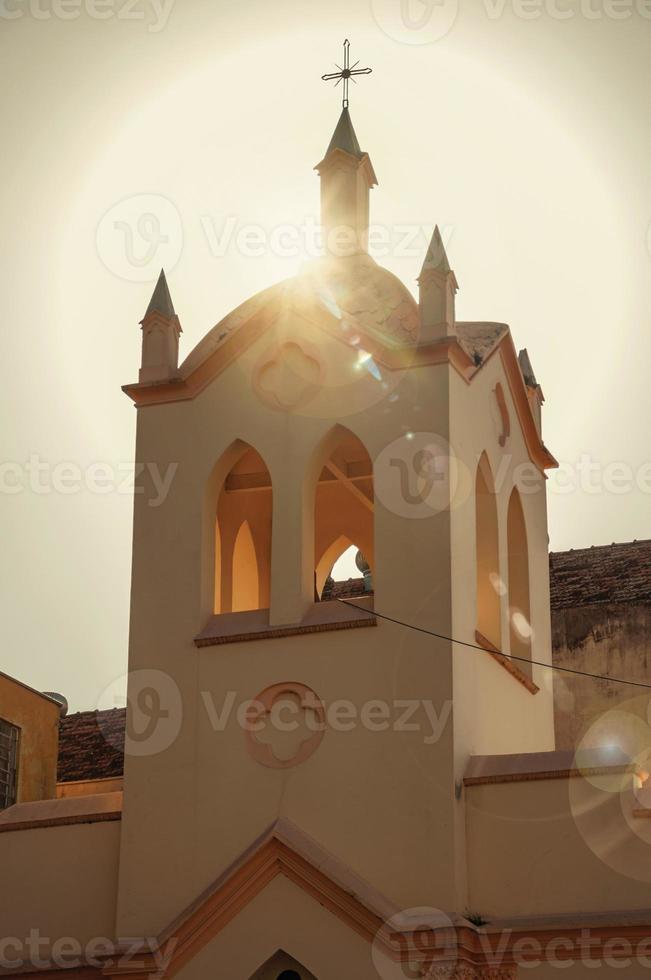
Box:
[1,107,650,980]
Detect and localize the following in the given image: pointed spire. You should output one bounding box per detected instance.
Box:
[315,110,377,256]
[325,107,363,159]
[143,269,176,320]
[138,269,181,384]
[419,226,451,278]
[417,227,458,341]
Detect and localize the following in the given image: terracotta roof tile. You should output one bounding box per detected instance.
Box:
[57,708,126,783]
[549,539,651,609]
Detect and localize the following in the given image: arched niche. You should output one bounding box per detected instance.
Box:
[248,949,317,980]
[507,487,532,673]
[475,452,502,648]
[310,426,374,599]
[209,442,272,615]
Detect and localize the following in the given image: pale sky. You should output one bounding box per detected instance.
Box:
[1,0,650,710]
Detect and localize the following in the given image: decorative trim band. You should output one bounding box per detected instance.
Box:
[474,630,540,695]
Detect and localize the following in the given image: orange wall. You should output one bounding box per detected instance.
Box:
[0,673,60,803]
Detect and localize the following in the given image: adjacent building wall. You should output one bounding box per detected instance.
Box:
[0,672,60,804]
[552,601,651,755]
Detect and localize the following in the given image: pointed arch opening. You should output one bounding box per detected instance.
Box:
[249,949,317,980]
[317,537,371,601]
[312,427,374,601]
[507,487,532,673]
[475,452,502,648]
[213,445,272,614]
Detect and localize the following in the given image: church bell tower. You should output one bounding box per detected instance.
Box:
[117,47,557,979]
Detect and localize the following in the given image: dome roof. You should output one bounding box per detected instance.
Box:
[180,254,419,376]
[300,253,420,347]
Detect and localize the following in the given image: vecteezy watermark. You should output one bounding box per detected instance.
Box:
[0,0,175,31]
[483,452,651,500]
[370,0,651,46]
[371,0,460,44]
[206,690,453,746]
[97,669,183,757]
[548,455,651,497]
[372,910,651,977]
[375,432,463,520]
[374,433,651,521]
[6,449,651,510]
[95,199,454,280]
[96,194,183,282]
[0,457,177,506]
[372,906,457,980]
[480,0,651,20]
[96,668,455,758]
[0,933,176,976]
[199,215,452,262]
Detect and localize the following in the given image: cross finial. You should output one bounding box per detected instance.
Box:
[321,39,372,109]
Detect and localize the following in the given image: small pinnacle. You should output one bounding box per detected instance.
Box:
[325,107,363,159]
[144,269,176,320]
[420,225,451,277]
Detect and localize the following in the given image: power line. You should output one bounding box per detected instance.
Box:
[336,598,651,692]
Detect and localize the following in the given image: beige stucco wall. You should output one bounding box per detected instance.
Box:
[0,674,59,804]
[466,771,651,919]
[0,821,120,955]
[552,602,651,758]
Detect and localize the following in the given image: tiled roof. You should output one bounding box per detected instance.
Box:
[549,539,651,609]
[456,321,508,365]
[331,543,651,612]
[57,708,126,783]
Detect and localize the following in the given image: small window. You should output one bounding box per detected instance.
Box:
[0,719,19,809]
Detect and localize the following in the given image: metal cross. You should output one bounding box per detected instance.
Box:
[321,39,372,109]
